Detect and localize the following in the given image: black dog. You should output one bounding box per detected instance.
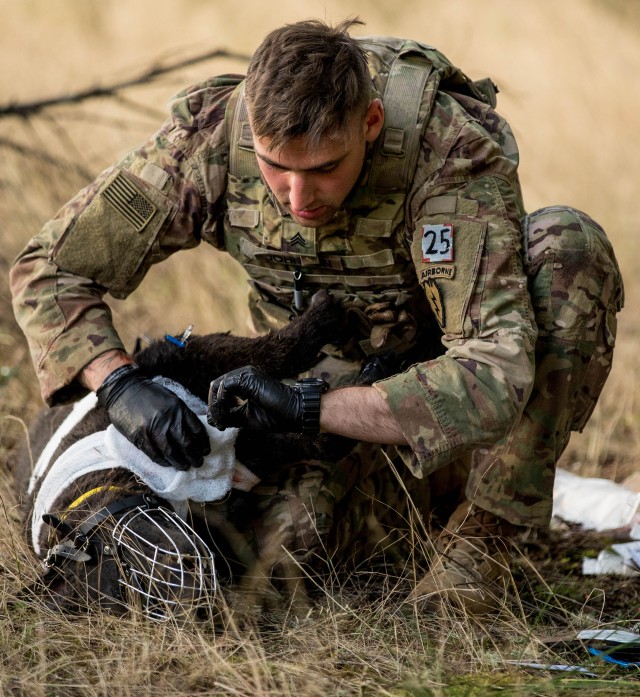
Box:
[12,292,355,618]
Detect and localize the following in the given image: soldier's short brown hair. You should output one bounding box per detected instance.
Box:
[245,18,371,150]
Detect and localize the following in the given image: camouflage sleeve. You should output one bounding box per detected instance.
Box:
[9,77,238,406]
[373,92,537,477]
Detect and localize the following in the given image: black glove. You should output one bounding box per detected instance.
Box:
[356,350,402,386]
[97,365,210,470]
[207,365,328,434]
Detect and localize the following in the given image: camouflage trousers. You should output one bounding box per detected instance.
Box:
[197,206,623,580]
[197,440,438,581]
[466,206,624,526]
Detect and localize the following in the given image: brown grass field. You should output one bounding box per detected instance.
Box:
[1,0,639,694]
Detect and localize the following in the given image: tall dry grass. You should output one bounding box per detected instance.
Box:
[1,1,639,694]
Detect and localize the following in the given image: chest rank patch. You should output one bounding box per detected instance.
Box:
[421,223,454,263]
[288,232,307,248]
[282,222,317,257]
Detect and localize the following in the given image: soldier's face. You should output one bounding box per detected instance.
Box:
[252,100,384,228]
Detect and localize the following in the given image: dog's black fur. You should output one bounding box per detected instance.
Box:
[13,291,357,615]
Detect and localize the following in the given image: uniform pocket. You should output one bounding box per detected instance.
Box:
[571,285,620,432]
[51,169,175,295]
[529,249,606,342]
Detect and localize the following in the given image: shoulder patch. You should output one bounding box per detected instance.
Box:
[421,223,454,262]
[423,279,445,327]
[102,171,157,232]
[411,217,486,336]
[420,264,455,281]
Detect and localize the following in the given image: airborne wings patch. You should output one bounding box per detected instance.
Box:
[420,264,455,281]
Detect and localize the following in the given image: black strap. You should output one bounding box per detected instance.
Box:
[78,493,169,538]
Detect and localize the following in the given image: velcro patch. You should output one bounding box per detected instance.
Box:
[281,221,317,257]
[229,208,260,229]
[102,172,156,232]
[140,162,170,190]
[411,217,486,336]
[422,223,454,262]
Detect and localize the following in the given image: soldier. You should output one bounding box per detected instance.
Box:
[10,19,623,615]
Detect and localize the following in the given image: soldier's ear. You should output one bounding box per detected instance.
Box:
[364,99,384,143]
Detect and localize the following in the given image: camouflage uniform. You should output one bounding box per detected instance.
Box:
[10,38,623,573]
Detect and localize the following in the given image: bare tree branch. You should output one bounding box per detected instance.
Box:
[0,49,251,118]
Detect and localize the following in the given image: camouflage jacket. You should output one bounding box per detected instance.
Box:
[10,38,537,477]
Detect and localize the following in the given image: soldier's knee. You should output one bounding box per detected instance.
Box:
[522,206,623,341]
[522,206,617,269]
[521,206,624,433]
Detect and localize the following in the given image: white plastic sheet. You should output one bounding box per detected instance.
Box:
[553,468,640,532]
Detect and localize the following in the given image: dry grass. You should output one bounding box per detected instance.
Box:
[1,0,640,694]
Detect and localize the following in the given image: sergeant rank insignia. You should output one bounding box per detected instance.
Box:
[288,232,307,248]
[282,222,316,256]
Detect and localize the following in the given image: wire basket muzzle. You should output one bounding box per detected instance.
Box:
[111,504,216,621]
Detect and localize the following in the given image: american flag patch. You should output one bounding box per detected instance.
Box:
[102,172,156,231]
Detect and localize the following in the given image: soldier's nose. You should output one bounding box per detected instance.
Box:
[288,173,315,211]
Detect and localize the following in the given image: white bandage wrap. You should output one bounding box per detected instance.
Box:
[30,378,258,555]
